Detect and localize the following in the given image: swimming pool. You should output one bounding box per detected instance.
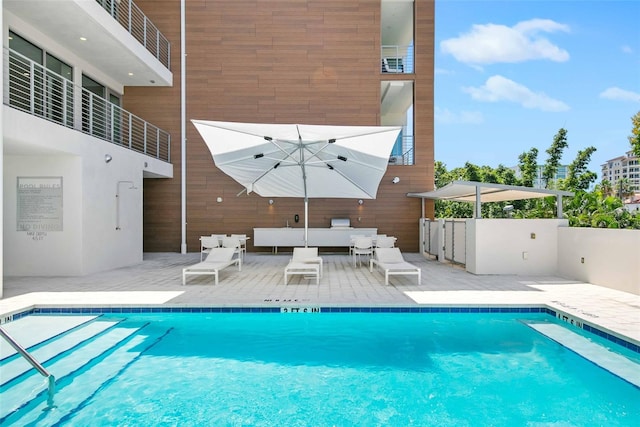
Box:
[2,311,639,426]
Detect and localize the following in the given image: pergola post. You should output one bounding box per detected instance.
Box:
[557,195,563,219]
[475,185,482,218]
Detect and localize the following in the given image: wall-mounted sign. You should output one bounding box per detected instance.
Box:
[17,176,63,232]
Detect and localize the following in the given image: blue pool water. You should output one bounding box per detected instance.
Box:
[3,313,639,426]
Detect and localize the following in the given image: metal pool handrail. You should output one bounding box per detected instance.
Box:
[0,326,56,409]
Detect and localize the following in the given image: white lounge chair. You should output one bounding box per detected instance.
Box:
[291,247,323,277]
[284,263,319,285]
[369,248,421,285]
[284,248,322,284]
[182,248,240,285]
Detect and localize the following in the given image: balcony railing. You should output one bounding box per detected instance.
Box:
[381,45,414,74]
[388,136,414,165]
[96,0,170,69]
[4,48,171,162]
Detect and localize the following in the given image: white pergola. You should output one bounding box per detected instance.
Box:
[407,180,574,219]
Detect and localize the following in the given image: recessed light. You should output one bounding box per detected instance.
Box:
[80,37,87,41]
[128,72,134,76]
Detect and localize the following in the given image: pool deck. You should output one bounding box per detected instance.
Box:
[1,252,639,345]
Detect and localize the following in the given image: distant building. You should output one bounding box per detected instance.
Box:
[601,151,640,192]
[511,165,569,189]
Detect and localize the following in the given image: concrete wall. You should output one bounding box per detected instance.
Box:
[466,219,568,275]
[2,108,170,276]
[558,227,640,295]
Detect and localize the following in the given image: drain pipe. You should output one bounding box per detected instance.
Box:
[180,0,187,254]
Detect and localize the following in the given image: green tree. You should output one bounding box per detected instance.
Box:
[517,148,538,187]
[629,111,640,157]
[542,128,568,188]
[563,146,597,191]
[462,162,482,182]
[615,177,634,201]
[495,165,518,185]
[599,180,614,197]
[434,161,450,189]
[433,149,639,228]
[434,161,473,218]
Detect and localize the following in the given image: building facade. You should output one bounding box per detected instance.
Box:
[601,151,640,192]
[2,0,434,278]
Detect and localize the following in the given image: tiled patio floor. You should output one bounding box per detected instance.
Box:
[1,252,638,345]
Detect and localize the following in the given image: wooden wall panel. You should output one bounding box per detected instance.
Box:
[127,0,434,253]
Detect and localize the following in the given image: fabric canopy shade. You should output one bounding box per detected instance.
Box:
[407,180,574,218]
[192,120,401,245]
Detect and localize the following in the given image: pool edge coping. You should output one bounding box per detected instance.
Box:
[3,303,638,354]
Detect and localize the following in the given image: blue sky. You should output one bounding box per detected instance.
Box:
[434,0,640,179]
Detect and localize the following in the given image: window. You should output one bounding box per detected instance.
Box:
[82,74,107,138]
[8,31,73,127]
[82,75,122,142]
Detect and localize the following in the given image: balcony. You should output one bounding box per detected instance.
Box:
[4,0,171,87]
[388,136,414,165]
[4,48,171,162]
[95,0,170,68]
[381,45,414,74]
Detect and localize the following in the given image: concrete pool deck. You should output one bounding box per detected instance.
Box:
[1,252,638,345]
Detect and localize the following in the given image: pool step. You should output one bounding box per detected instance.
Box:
[526,322,640,388]
[0,319,170,425]
[0,315,99,360]
[0,318,122,386]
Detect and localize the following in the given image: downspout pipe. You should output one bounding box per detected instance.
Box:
[180,0,187,254]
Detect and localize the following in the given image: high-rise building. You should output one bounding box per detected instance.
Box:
[2,0,434,276]
[511,165,569,189]
[601,151,640,192]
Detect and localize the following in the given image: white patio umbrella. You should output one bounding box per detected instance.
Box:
[191,120,401,246]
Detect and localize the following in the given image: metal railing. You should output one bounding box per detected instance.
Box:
[4,48,171,162]
[0,326,56,409]
[381,45,414,74]
[388,136,414,165]
[96,0,170,68]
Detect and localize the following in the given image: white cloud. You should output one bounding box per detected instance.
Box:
[441,19,570,65]
[463,75,570,112]
[621,45,633,54]
[435,107,484,124]
[600,87,640,102]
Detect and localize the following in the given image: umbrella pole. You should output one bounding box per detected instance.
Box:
[304,199,309,247]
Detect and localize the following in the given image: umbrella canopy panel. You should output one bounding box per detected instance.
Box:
[192,120,401,200]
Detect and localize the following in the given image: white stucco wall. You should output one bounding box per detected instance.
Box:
[466,219,568,275]
[4,155,84,275]
[2,107,169,276]
[557,228,640,295]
